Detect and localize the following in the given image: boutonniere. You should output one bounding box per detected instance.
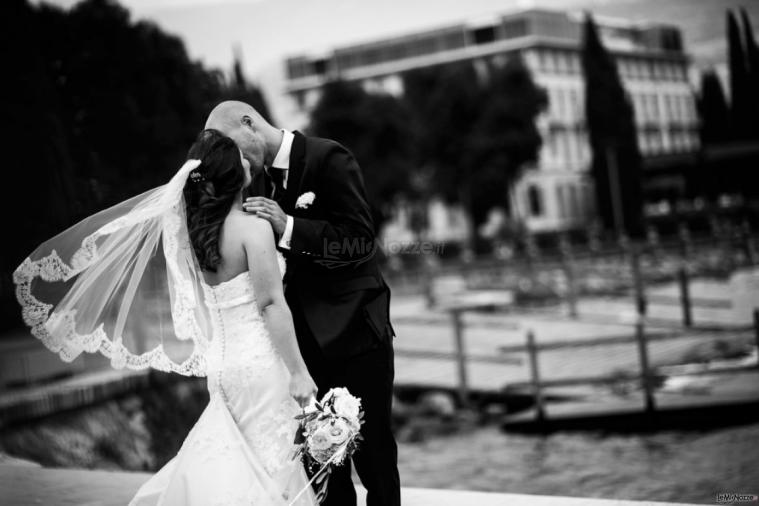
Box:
[295,191,316,209]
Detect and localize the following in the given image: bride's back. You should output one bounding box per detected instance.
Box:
[201,209,259,287]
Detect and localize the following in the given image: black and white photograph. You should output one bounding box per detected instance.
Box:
[1,0,758,504]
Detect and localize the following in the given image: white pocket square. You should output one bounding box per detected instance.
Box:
[295,191,316,209]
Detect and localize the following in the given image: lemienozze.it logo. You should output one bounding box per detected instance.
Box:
[315,238,444,268]
[715,493,758,503]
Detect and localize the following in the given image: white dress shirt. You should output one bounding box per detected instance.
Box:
[270,129,294,250]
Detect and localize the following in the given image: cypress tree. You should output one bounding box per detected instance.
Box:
[739,8,759,140]
[226,46,273,123]
[727,10,751,140]
[697,70,732,144]
[580,13,643,237]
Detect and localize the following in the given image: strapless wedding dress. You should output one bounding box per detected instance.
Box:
[129,254,316,506]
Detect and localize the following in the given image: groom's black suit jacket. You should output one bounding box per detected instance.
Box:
[273,131,394,360]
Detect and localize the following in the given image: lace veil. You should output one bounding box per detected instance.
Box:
[13,160,212,376]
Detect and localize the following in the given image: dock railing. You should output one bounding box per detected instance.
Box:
[512,309,759,421]
[444,303,759,418]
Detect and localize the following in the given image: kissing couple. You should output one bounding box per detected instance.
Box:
[14,101,401,506]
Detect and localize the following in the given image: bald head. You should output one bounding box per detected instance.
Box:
[205,100,266,132]
[204,101,279,171]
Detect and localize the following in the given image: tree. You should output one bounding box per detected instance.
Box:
[468,57,547,227]
[1,0,80,330]
[402,59,546,235]
[697,70,732,144]
[581,13,644,238]
[1,0,270,332]
[29,0,226,203]
[224,46,274,123]
[308,80,418,229]
[403,63,483,229]
[728,10,752,141]
[739,9,759,140]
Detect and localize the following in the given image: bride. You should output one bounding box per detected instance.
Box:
[13,129,319,505]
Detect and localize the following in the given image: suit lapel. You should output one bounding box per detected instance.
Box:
[280,130,306,213]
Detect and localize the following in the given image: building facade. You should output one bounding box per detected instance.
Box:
[283,9,700,235]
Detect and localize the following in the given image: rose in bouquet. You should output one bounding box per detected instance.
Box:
[290,388,364,504]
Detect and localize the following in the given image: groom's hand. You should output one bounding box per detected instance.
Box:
[243,197,287,237]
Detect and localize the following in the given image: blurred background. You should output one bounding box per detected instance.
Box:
[1,0,758,504]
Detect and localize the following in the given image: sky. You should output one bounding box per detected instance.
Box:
[37,0,759,127]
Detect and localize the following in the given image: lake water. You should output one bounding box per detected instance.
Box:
[397,422,759,504]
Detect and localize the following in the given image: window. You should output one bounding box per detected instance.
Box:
[570,90,580,120]
[569,132,578,162]
[546,50,557,73]
[562,132,572,162]
[502,19,528,39]
[633,94,643,122]
[313,59,328,76]
[295,91,306,109]
[666,95,676,122]
[683,96,693,122]
[557,185,567,217]
[581,183,595,216]
[650,129,662,152]
[472,26,496,45]
[569,184,580,218]
[527,185,544,217]
[537,50,546,72]
[549,88,558,119]
[548,132,559,159]
[569,54,580,74]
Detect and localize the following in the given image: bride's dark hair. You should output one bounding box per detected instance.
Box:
[183,129,246,272]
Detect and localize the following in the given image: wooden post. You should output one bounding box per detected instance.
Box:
[678,266,693,327]
[564,259,578,319]
[723,220,736,272]
[742,223,756,266]
[424,267,435,309]
[526,330,546,422]
[560,237,578,319]
[631,250,647,317]
[451,309,469,408]
[646,225,661,263]
[606,145,625,238]
[635,318,656,413]
[678,222,691,260]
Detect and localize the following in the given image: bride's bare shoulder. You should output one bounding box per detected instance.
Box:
[225,210,275,243]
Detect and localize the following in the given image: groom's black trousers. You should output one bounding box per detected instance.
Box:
[293,310,401,506]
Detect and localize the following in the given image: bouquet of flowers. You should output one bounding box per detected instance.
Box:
[289,388,364,504]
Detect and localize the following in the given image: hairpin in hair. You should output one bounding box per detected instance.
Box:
[189,170,206,183]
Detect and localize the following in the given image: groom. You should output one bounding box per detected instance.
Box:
[206,101,401,506]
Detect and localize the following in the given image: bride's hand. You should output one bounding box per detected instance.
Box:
[289,369,317,407]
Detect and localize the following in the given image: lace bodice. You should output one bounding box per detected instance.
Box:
[199,252,299,476]
[200,251,287,389]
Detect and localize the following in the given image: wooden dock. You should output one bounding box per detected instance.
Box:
[502,371,759,432]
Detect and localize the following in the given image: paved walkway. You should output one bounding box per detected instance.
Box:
[0,464,702,506]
